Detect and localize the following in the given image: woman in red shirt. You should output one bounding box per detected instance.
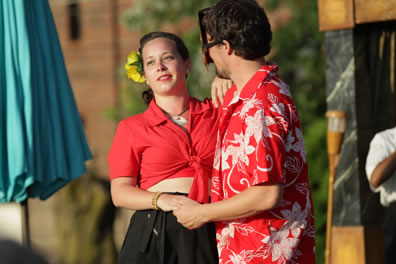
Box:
[108,32,227,264]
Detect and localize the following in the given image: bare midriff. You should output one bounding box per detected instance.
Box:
[147,177,212,196]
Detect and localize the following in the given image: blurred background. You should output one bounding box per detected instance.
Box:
[11,0,327,263]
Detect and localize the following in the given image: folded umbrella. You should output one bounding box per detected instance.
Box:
[1,0,92,202]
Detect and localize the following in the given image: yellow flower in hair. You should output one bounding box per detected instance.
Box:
[125,51,145,83]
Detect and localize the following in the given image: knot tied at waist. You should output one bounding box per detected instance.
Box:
[188,155,202,166]
[187,155,209,203]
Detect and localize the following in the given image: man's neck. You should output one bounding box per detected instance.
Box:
[230,57,267,92]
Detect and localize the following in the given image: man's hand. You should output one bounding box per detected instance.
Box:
[211,76,233,107]
[173,196,206,230]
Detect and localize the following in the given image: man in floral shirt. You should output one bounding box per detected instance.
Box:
[173,0,316,263]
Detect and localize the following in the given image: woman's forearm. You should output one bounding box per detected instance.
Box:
[111,177,187,211]
[111,177,154,210]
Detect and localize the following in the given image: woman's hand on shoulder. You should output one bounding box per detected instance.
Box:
[211,76,233,108]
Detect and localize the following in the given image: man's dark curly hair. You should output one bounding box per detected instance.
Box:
[202,0,272,60]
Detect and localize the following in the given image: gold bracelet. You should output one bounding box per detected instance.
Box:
[152,191,163,210]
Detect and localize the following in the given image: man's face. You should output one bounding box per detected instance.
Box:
[215,67,231,80]
[206,34,231,79]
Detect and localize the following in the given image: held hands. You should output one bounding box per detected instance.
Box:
[211,76,233,108]
[156,194,185,212]
[156,194,207,229]
[172,196,206,230]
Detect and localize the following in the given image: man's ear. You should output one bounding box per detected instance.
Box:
[223,40,233,55]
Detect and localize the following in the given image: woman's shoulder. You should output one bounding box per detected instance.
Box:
[191,97,217,111]
[118,113,147,129]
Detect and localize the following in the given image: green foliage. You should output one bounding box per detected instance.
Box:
[121,0,215,33]
[120,1,328,263]
[303,118,328,263]
[272,0,326,127]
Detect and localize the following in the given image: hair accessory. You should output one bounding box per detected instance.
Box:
[152,191,163,210]
[125,51,145,83]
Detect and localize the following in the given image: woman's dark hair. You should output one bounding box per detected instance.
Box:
[139,32,190,105]
[202,0,272,60]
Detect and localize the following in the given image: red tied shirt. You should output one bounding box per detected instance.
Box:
[108,97,220,203]
[212,64,316,263]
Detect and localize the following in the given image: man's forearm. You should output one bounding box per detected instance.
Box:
[370,151,396,188]
[201,183,283,222]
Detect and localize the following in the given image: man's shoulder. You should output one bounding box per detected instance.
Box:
[255,73,291,95]
[376,126,396,139]
[252,78,293,108]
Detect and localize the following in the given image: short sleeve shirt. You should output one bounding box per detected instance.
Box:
[107,97,220,203]
[365,127,396,206]
[211,64,316,263]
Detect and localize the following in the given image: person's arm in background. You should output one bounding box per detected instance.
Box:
[369,151,396,188]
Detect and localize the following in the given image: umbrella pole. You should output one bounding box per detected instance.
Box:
[21,199,31,248]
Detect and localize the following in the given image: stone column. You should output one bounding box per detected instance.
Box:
[324,21,396,264]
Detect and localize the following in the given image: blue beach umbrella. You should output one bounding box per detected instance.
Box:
[0,0,92,202]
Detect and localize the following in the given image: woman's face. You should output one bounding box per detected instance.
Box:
[141,38,191,97]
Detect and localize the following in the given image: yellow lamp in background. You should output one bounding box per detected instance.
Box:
[325,110,347,264]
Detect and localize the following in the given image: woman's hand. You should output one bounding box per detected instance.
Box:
[211,76,233,107]
[156,194,185,212]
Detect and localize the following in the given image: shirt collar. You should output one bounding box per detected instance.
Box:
[189,97,211,115]
[143,100,168,127]
[222,63,279,109]
[239,63,279,100]
[143,97,211,127]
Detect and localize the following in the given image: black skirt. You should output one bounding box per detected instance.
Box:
[117,209,219,264]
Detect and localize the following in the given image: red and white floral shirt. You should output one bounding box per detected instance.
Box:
[211,64,316,264]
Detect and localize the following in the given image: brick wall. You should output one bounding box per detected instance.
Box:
[48,0,139,180]
[26,2,140,262]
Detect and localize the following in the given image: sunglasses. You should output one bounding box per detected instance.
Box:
[198,8,223,68]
